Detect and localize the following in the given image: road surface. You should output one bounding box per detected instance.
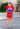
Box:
[0,12,20,29]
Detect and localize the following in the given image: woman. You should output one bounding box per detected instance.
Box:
[5,3,14,20]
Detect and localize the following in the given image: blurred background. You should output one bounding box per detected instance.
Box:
[0,0,20,12]
[0,0,20,29]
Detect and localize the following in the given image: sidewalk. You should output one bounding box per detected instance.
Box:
[0,12,20,20]
[0,12,20,29]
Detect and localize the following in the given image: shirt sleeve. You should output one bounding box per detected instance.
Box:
[12,6,14,10]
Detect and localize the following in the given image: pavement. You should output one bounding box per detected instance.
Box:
[0,12,20,29]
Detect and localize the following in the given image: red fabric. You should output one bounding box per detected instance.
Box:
[5,5,14,10]
[5,5,14,18]
[7,12,13,18]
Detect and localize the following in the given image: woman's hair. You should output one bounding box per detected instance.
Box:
[8,2,13,5]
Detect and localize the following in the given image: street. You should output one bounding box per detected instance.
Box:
[0,12,20,29]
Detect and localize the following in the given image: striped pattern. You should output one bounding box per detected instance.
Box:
[7,10,13,12]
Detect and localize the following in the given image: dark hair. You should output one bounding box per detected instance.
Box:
[9,2,13,5]
[9,3,11,4]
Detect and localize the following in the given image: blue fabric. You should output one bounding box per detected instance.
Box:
[7,10,13,12]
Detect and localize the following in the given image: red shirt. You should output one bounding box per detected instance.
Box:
[6,5,14,18]
[5,5,14,10]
